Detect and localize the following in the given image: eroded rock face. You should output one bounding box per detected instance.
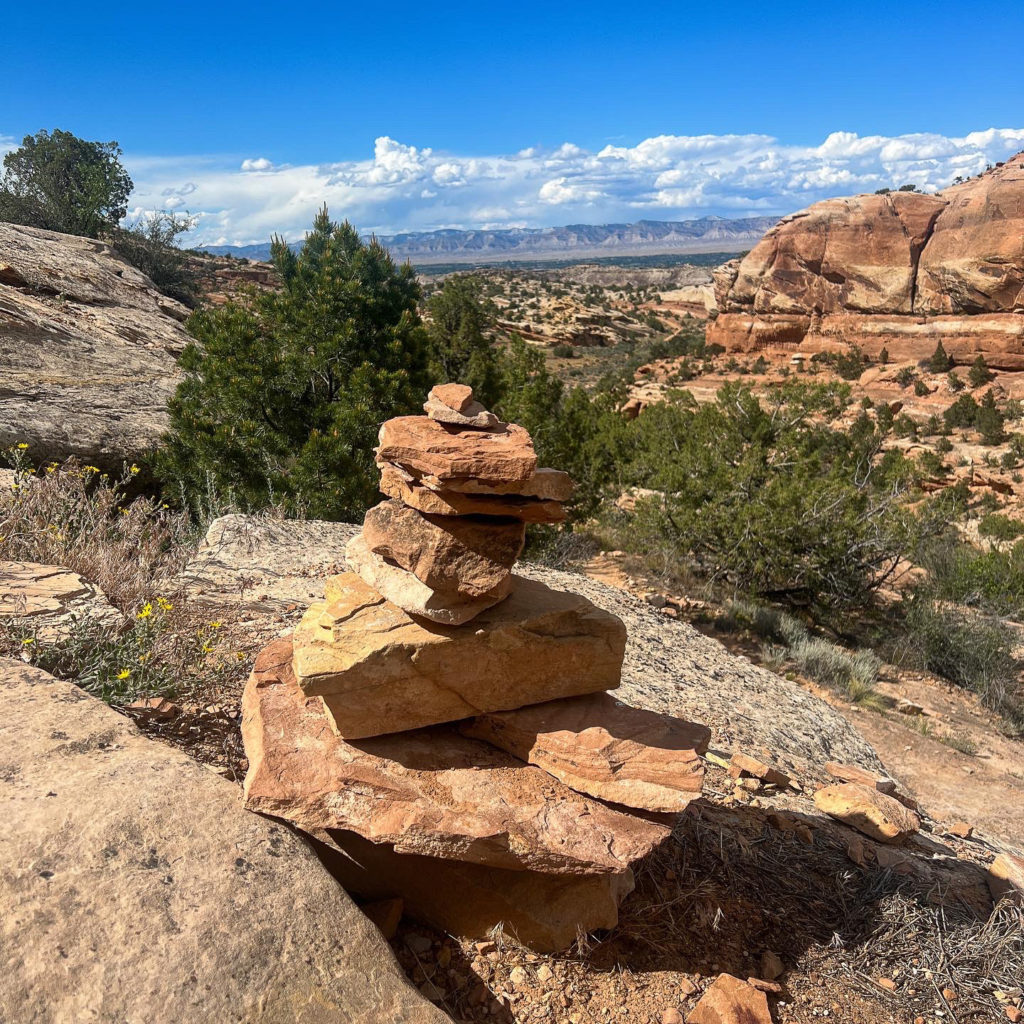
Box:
[0,659,444,1024]
[243,639,667,874]
[461,693,710,813]
[362,499,525,598]
[708,154,1024,368]
[0,222,190,467]
[813,782,921,843]
[686,974,772,1024]
[292,571,626,736]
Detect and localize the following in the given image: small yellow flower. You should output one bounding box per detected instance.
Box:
[138,653,150,664]
[157,597,173,611]
[22,637,34,645]
[16,442,28,450]
[202,644,213,654]
[137,602,153,619]
[235,651,246,662]
[210,621,222,630]
[129,464,140,475]
[116,669,131,680]
[84,465,100,474]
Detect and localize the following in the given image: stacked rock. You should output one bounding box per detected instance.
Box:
[241,385,712,951]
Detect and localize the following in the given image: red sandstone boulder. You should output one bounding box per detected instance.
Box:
[292,572,626,736]
[813,782,921,843]
[361,499,525,599]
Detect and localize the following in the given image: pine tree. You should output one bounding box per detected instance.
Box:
[969,354,993,389]
[928,341,953,373]
[425,275,503,408]
[160,208,429,519]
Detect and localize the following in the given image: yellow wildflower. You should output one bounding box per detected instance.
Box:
[22,637,34,645]
[235,652,246,662]
[116,669,131,680]
[157,597,173,611]
[16,442,28,450]
[129,464,140,474]
[84,465,100,474]
[210,621,222,629]
[137,602,153,619]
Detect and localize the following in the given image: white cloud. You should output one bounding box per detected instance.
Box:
[240,157,274,172]
[58,126,1023,246]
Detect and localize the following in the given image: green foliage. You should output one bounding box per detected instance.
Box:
[947,370,965,393]
[895,366,916,388]
[975,390,1006,445]
[968,354,993,388]
[0,129,132,238]
[914,379,931,397]
[110,211,200,306]
[944,393,980,431]
[978,513,1024,543]
[898,596,1020,724]
[615,382,921,611]
[927,341,954,373]
[160,208,429,520]
[879,347,890,365]
[425,275,503,407]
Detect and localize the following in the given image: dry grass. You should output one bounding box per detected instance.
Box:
[0,450,195,612]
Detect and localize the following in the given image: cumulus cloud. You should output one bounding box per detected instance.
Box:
[52,126,1024,245]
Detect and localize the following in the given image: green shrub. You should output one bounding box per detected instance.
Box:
[160,208,430,521]
[969,355,993,388]
[111,211,200,306]
[927,342,954,373]
[978,514,1024,543]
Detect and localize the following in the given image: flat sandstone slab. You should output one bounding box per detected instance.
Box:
[293,572,626,736]
[376,416,536,484]
[462,693,710,813]
[243,639,667,875]
[379,464,567,523]
[813,782,921,844]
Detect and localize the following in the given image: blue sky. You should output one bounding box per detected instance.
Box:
[3,0,1023,244]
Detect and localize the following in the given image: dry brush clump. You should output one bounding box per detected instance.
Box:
[0,447,194,611]
[0,450,246,712]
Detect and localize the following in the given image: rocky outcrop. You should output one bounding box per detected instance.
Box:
[0,223,189,468]
[708,154,1024,367]
[0,659,444,1024]
[1,560,124,640]
[814,782,922,844]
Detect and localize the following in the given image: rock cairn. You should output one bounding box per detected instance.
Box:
[242,385,712,951]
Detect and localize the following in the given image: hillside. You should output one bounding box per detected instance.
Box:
[201,215,778,265]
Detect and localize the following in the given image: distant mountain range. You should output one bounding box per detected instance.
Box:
[199,215,779,265]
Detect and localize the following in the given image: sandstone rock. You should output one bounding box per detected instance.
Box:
[315,828,634,953]
[461,693,709,813]
[293,571,626,736]
[416,465,574,501]
[686,974,772,1024]
[825,760,898,795]
[243,639,667,874]
[0,560,124,641]
[362,499,525,599]
[0,659,444,1024]
[729,752,791,788]
[708,154,1024,370]
[362,897,404,940]
[379,463,567,523]
[813,782,921,843]
[988,852,1024,903]
[0,222,190,468]
[430,382,475,413]
[377,415,537,484]
[346,533,509,624]
[424,395,502,429]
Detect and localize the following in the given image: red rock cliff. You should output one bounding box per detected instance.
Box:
[708,153,1024,367]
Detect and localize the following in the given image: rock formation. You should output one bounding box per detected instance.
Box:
[242,386,712,949]
[708,154,1024,367]
[1,659,444,1024]
[0,223,190,468]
